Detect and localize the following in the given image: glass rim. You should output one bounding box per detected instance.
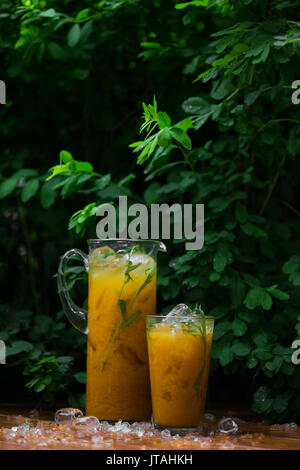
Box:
[146,314,214,321]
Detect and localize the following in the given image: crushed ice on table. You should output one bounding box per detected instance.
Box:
[107,420,131,434]
[270,422,298,433]
[218,417,239,434]
[54,408,83,424]
[93,420,151,438]
[0,412,281,449]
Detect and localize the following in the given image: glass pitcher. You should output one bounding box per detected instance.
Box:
[58,238,166,421]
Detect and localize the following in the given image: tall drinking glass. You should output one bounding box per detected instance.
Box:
[146,314,214,429]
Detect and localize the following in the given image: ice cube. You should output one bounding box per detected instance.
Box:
[109,420,131,434]
[166,303,194,317]
[71,416,100,431]
[89,246,125,269]
[161,429,171,439]
[54,408,83,424]
[123,252,156,279]
[284,422,297,433]
[162,304,194,324]
[218,417,239,434]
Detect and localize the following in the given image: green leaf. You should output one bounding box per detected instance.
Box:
[252,44,270,64]
[232,319,248,336]
[272,394,291,414]
[6,341,33,356]
[252,399,273,414]
[241,222,267,239]
[254,347,272,360]
[209,272,220,282]
[253,331,268,346]
[67,24,81,48]
[244,286,272,310]
[76,9,90,21]
[157,127,172,147]
[176,118,194,132]
[140,41,161,49]
[119,310,142,330]
[39,181,56,209]
[253,385,270,402]
[57,356,73,363]
[232,341,251,357]
[34,376,52,392]
[231,271,246,309]
[75,161,94,173]
[182,96,211,115]
[74,372,86,384]
[283,256,300,286]
[118,299,127,319]
[281,363,294,375]
[170,127,192,150]
[213,251,227,273]
[40,8,56,18]
[21,179,40,203]
[60,150,73,164]
[48,42,65,60]
[219,344,234,366]
[0,177,18,199]
[13,169,38,179]
[270,289,290,301]
[245,90,261,106]
[158,111,171,129]
[235,202,248,223]
[213,321,232,341]
[247,356,258,369]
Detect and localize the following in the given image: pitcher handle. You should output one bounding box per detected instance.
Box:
[57,249,89,334]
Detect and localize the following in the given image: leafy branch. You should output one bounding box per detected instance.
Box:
[130,97,194,170]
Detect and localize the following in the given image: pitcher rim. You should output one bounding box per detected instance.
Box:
[87,238,166,245]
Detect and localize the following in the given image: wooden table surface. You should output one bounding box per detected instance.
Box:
[0,406,299,450]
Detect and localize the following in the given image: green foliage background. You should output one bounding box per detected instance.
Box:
[0,0,300,423]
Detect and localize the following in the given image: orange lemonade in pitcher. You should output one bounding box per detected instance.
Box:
[87,246,157,420]
[58,239,166,422]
